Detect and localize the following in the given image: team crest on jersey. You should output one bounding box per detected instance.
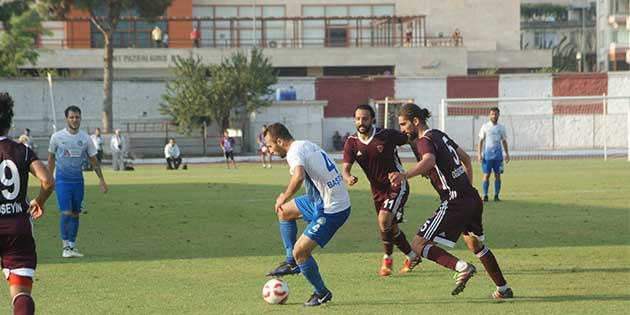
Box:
[316,217,326,225]
[376,145,384,153]
[357,151,363,156]
[77,140,84,146]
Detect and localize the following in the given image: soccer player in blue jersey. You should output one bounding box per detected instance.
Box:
[264,123,351,307]
[477,107,509,202]
[48,106,108,258]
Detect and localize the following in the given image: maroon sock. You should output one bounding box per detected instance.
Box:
[476,246,507,286]
[380,230,394,256]
[424,244,459,270]
[393,230,412,255]
[13,293,34,315]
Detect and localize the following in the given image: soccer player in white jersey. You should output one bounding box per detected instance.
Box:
[48,106,108,258]
[263,123,351,307]
[477,107,509,202]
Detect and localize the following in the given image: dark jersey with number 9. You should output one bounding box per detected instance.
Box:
[414,129,475,201]
[0,138,38,234]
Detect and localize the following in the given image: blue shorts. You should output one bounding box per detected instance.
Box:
[55,182,84,212]
[294,195,350,248]
[482,159,504,175]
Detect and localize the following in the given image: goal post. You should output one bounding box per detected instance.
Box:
[440,95,630,161]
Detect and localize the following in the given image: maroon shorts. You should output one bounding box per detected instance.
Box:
[1,233,37,278]
[417,192,484,248]
[373,181,409,224]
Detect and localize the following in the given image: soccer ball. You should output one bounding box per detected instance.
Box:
[262,278,290,304]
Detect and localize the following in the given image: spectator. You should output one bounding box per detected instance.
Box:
[110,128,126,171]
[452,28,461,46]
[191,27,200,48]
[404,24,413,47]
[20,128,34,148]
[90,127,104,163]
[332,131,343,151]
[164,138,183,170]
[220,130,237,169]
[152,26,163,48]
[162,32,169,48]
[257,125,272,168]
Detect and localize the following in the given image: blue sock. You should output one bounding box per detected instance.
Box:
[67,216,80,243]
[482,180,489,197]
[495,180,501,197]
[279,221,297,264]
[60,214,71,243]
[298,256,328,295]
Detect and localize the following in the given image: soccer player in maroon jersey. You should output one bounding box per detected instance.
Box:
[389,103,513,298]
[342,104,419,276]
[0,92,55,315]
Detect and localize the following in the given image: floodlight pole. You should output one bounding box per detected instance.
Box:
[603,93,607,161]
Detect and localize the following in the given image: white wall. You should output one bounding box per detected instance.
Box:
[248,100,327,150]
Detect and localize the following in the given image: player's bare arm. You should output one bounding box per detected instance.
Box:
[477,139,484,162]
[47,153,56,176]
[389,153,436,187]
[341,162,358,186]
[28,160,54,219]
[89,155,108,193]
[275,165,304,212]
[502,139,510,163]
[456,147,473,183]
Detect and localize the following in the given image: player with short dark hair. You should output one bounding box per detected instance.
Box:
[264,123,351,306]
[389,103,513,299]
[478,107,509,201]
[342,104,419,276]
[0,92,55,315]
[48,106,108,258]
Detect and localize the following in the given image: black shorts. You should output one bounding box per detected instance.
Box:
[417,192,484,248]
[224,151,234,160]
[373,182,409,224]
[1,232,37,279]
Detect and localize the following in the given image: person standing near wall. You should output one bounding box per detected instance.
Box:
[90,128,104,163]
[110,129,126,171]
[478,107,509,202]
[152,26,163,48]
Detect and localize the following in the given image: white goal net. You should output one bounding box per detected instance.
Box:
[440,95,630,160]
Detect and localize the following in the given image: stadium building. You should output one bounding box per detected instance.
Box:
[31,0,551,77]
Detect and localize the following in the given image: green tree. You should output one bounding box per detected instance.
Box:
[0,1,48,77]
[160,49,277,152]
[159,55,212,136]
[42,0,173,133]
[215,48,277,143]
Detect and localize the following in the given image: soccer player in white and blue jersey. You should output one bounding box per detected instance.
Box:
[264,123,351,307]
[48,106,108,258]
[477,107,510,202]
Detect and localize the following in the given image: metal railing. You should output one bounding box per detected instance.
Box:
[36,15,464,49]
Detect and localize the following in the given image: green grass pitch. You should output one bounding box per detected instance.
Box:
[4,159,629,314]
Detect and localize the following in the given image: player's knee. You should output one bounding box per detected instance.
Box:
[71,212,80,217]
[292,248,310,264]
[62,210,73,216]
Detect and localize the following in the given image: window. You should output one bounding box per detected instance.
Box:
[192,5,286,47]
[302,4,395,47]
[90,6,167,48]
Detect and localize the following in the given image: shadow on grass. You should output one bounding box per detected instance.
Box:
[34,179,629,264]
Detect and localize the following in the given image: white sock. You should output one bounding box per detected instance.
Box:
[69,241,76,249]
[498,284,510,291]
[383,254,393,260]
[407,251,417,261]
[63,240,70,248]
[455,260,468,272]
